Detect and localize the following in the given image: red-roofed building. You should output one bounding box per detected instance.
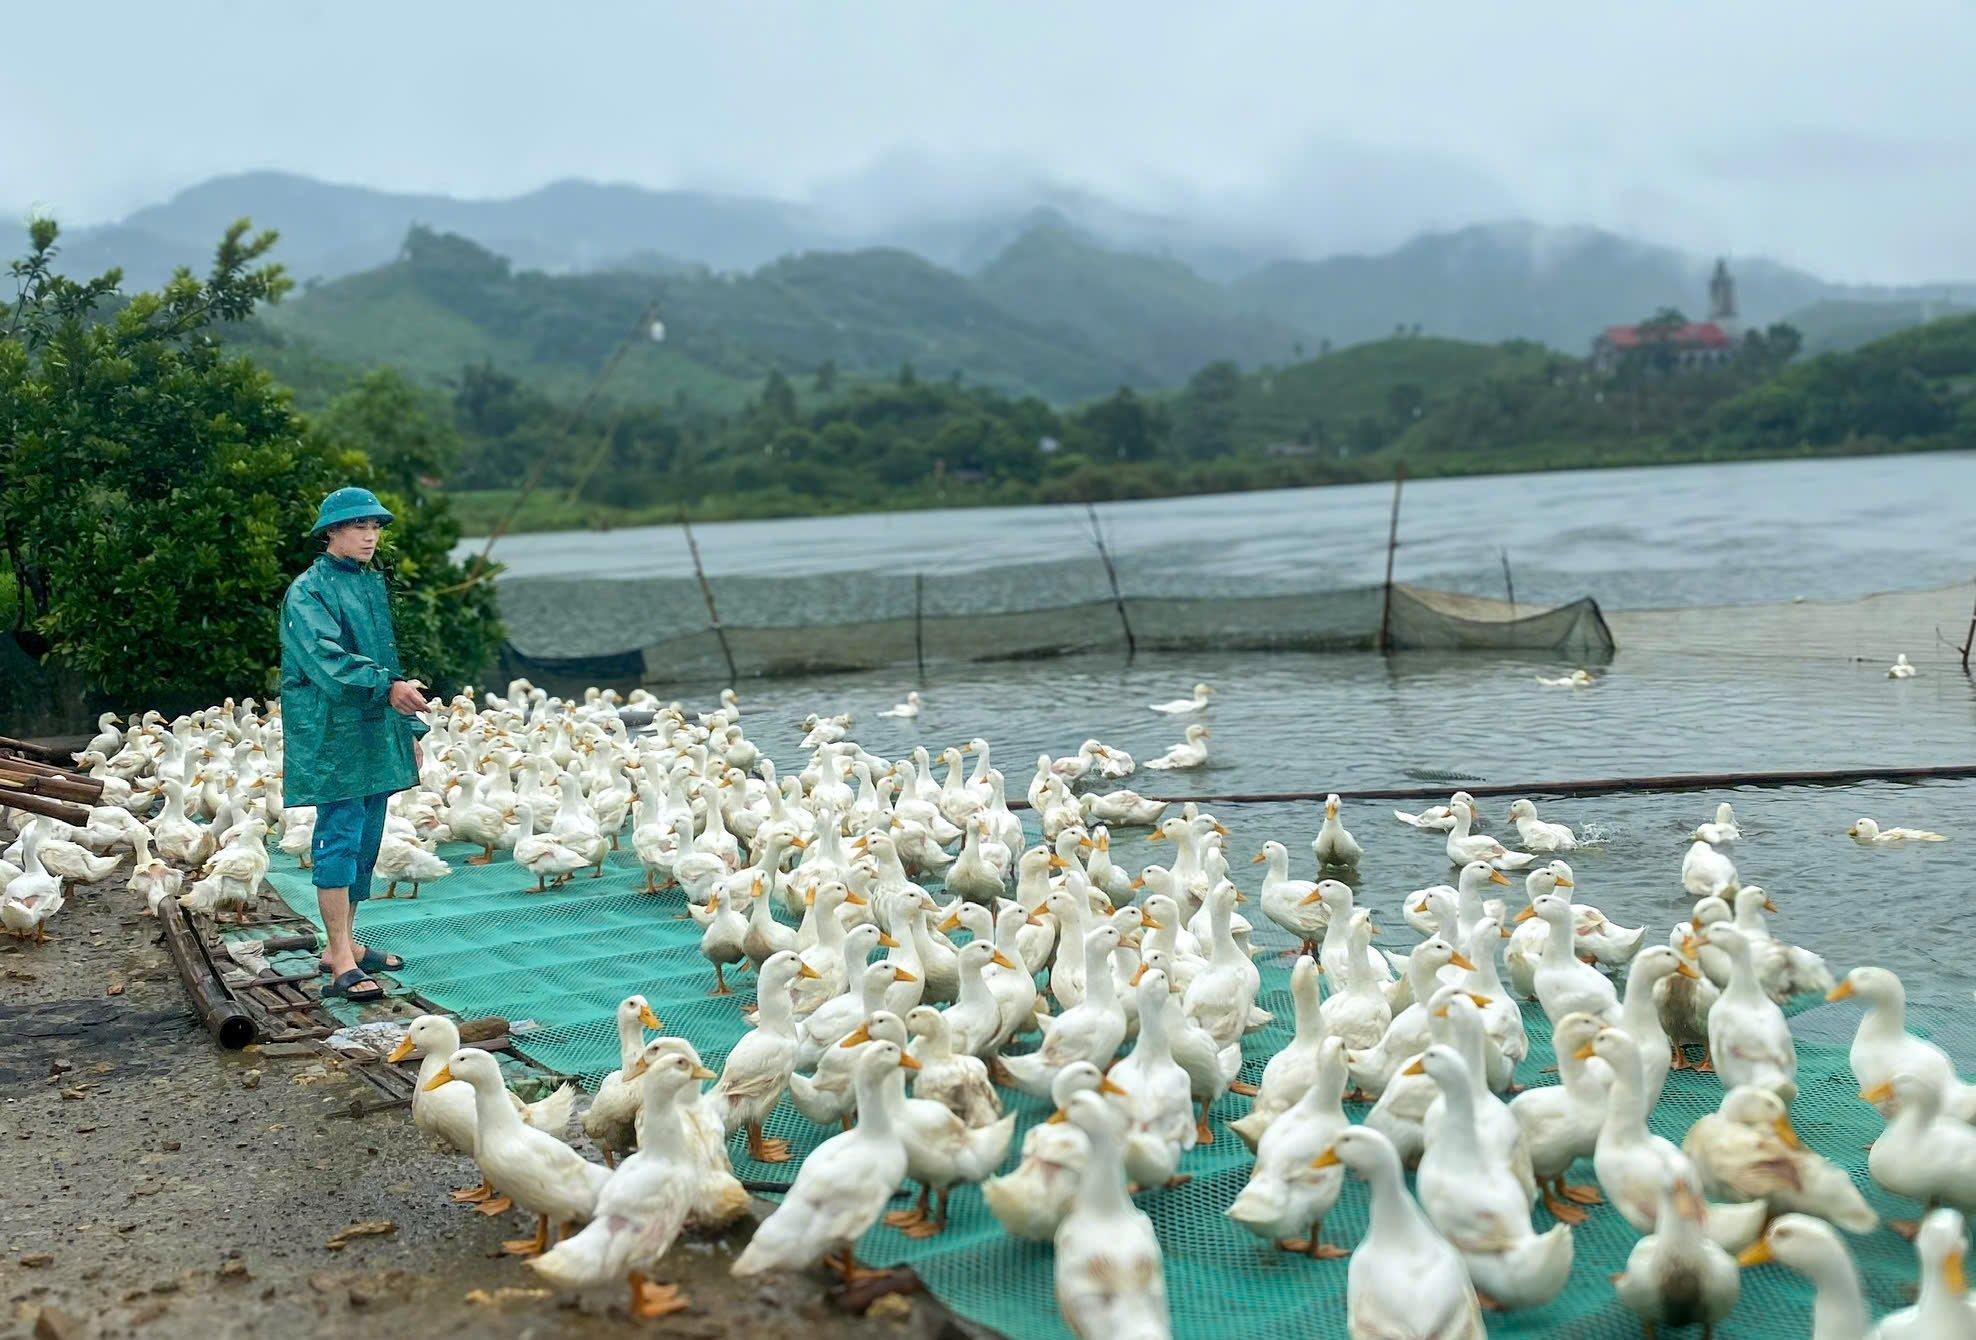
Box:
[1591,259,1742,373]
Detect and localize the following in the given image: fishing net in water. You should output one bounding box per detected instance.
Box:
[260,828,1963,1340]
[493,556,1615,684]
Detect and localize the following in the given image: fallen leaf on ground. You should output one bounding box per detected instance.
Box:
[323,1220,396,1251]
[464,1287,552,1306]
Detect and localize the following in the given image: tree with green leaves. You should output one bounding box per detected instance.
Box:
[0,219,499,703]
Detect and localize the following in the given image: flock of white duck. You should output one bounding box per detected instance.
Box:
[1,680,1970,1340]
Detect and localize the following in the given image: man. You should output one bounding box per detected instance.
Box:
[280,486,431,1002]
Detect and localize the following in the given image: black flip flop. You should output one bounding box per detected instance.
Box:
[322,967,386,1002]
[317,946,406,975]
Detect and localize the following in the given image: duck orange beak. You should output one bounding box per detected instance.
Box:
[1488,869,1510,886]
[991,950,1018,970]
[1514,905,1538,922]
[1859,1079,1895,1105]
[639,1004,663,1029]
[387,1037,416,1063]
[838,1024,873,1048]
[1737,1240,1774,1268]
[1311,1147,1341,1169]
[422,1064,454,1091]
[1826,980,1855,1002]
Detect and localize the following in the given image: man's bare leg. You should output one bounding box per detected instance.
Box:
[319,887,377,991]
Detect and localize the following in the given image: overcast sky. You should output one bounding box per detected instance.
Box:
[6,0,1971,281]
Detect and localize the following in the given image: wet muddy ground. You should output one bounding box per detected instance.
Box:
[0,834,975,1340]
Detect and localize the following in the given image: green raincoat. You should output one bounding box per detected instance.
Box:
[278,553,430,808]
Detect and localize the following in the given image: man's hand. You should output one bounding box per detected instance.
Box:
[389,679,429,716]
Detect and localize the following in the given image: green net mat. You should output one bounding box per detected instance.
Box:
[262,833,1946,1340]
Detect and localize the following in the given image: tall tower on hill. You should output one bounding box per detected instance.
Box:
[1708,258,1737,333]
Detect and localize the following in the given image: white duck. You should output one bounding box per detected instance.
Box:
[580,995,663,1167]
[1736,1215,1870,1340]
[691,885,751,996]
[1004,926,1128,1099]
[1617,944,1695,1111]
[1517,891,1620,1025]
[1862,1071,1976,1223]
[1318,910,1393,1051]
[707,951,807,1162]
[1312,794,1361,866]
[1227,1036,1350,1258]
[127,827,182,917]
[1414,1043,1574,1311]
[1179,882,1259,1050]
[528,1050,712,1318]
[1319,1126,1484,1340]
[1694,802,1742,845]
[1445,799,1534,870]
[428,1047,611,1258]
[1229,955,1324,1152]
[730,1041,917,1286]
[1828,966,1976,1121]
[1587,1028,1768,1250]
[1392,791,1483,831]
[374,835,450,899]
[1682,839,1740,898]
[389,1014,576,1206]
[1703,924,1797,1102]
[1865,1207,1976,1340]
[1510,1011,1612,1224]
[1082,790,1167,828]
[1683,1085,1877,1234]
[903,1004,1000,1129]
[882,1043,1017,1239]
[1053,1090,1172,1340]
[511,801,589,891]
[1505,798,1576,853]
[1345,936,1472,1099]
[880,691,923,719]
[1848,817,1948,846]
[1888,653,1919,678]
[1,824,64,943]
[982,1062,1116,1241]
[1148,682,1213,714]
[1143,724,1209,771]
[1106,967,1198,1190]
[1613,1156,1740,1340]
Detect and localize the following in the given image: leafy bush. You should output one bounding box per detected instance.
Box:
[0,220,501,703]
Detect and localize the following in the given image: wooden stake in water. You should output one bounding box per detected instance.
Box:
[914,572,926,681]
[678,507,736,685]
[1378,463,1406,653]
[1084,501,1136,659]
[1500,547,1517,616]
[1961,577,1975,674]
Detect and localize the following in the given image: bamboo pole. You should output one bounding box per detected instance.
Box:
[679,508,736,685]
[159,903,258,1050]
[0,785,91,826]
[1377,464,1406,653]
[0,768,101,805]
[1009,760,1976,810]
[0,734,69,763]
[0,752,104,790]
[1960,578,1975,674]
[1085,501,1136,658]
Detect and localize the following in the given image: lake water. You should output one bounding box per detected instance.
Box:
[475,453,1976,1012]
[470,452,1976,610]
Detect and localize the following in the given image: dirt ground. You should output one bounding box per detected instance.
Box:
[0,834,975,1340]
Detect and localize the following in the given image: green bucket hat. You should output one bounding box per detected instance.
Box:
[311,486,395,536]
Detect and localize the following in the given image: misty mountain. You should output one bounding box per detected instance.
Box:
[38,172,1976,399]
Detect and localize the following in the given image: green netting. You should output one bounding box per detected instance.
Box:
[263,835,1940,1340]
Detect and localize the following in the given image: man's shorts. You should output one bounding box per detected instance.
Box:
[311,792,392,903]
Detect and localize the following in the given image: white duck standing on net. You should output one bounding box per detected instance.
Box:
[529,1049,715,1318]
[1827,965,1976,1121]
[1612,1154,1740,1339]
[1227,1036,1350,1258]
[1701,924,1797,1103]
[1320,1126,1484,1339]
[1864,1208,1976,1339]
[1734,1215,1869,1340]
[1052,1089,1172,1340]
[982,1062,1116,1241]
[1510,1011,1612,1225]
[730,1040,917,1287]
[1682,1086,1878,1234]
[581,995,664,1167]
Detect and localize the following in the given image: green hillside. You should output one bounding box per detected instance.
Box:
[266,226,1131,406]
[973,220,1297,384]
[1781,298,1975,355]
[1220,336,1550,451]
